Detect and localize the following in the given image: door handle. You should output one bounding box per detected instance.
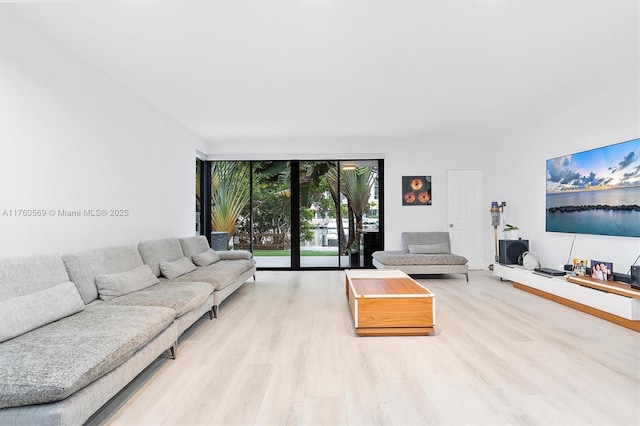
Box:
[449,224,453,228]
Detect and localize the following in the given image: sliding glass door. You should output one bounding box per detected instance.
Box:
[204,159,382,270]
[334,160,380,268]
[244,161,292,268]
[298,161,340,268]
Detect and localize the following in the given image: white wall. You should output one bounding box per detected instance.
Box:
[208,137,497,262]
[495,78,640,275]
[6,6,633,271]
[208,76,640,273]
[0,11,207,257]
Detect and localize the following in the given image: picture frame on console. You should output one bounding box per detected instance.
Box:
[590,260,614,281]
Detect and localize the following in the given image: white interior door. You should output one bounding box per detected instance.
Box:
[447,170,483,270]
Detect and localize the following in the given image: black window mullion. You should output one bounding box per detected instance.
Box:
[290,161,301,269]
[201,160,212,242]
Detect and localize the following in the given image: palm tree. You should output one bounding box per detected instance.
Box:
[326,165,375,252]
[340,166,375,248]
[211,162,251,242]
[325,166,348,252]
[299,161,333,208]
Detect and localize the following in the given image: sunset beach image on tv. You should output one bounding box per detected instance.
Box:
[546,138,640,237]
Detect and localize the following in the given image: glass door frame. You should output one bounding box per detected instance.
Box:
[200,158,384,271]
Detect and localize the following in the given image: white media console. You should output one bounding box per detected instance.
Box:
[493,263,640,332]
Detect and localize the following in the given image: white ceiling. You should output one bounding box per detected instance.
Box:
[4,0,639,144]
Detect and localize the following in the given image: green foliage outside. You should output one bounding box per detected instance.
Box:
[237,178,314,243]
[211,161,251,236]
[326,165,376,252]
[211,160,377,254]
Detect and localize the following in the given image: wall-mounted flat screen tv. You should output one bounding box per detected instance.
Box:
[546,138,640,238]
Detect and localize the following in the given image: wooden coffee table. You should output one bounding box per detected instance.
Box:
[345,270,435,336]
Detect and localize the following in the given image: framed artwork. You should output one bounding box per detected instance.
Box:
[402,176,431,205]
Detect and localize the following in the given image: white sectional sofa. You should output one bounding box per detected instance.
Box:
[372,232,469,281]
[0,236,256,425]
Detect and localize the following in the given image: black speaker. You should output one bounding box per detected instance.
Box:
[631,265,640,290]
[499,239,529,265]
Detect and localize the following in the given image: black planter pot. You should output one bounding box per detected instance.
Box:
[211,231,230,251]
[349,249,360,268]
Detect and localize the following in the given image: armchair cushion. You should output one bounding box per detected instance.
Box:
[408,242,450,254]
[373,251,468,266]
[401,232,451,253]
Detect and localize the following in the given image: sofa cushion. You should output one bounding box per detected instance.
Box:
[138,238,185,277]
[218,250,253,260]
[0,254,70,301]
[159,257,197,279]
[372,251,468,266]
[106,282,213,317]
[63,245,145,304]
[192,249,220,267]
[0,304,176,408]
[95,265,159,301]
[0,281,84,343]
[408,243,450,254]
[179,236,210,258]
[401,232,451,253]
[164,258,256,290]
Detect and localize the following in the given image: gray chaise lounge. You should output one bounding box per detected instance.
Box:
[372,232,469,281]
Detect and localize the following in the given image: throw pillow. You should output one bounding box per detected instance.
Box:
[0,281,85,343]
[192,249,220,267]
[95,265,159,301]
[159,257,197,279]
[408,243,450,254]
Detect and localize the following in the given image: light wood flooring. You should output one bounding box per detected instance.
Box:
[90,270,640,425]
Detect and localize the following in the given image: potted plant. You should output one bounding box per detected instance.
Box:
[211,162,251,250]
[504,224,520,240]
